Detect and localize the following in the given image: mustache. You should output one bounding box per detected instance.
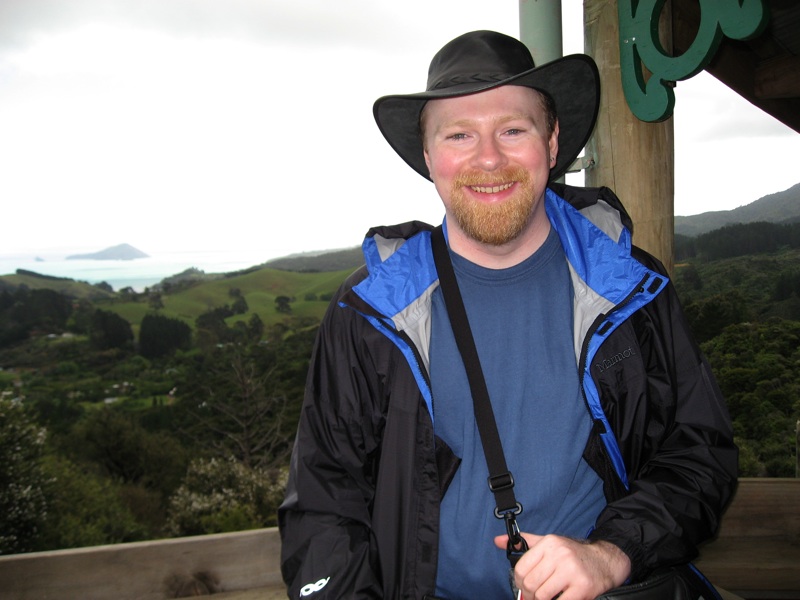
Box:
[452,166,531,188]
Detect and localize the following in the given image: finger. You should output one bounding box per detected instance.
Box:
[518,555,558,600]
[530,570,571,600]
[494,532,544,551]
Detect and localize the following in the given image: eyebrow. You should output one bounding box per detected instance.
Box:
[437,113,535,131]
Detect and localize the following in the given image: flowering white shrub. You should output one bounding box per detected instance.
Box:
[0,398,50,554]
[165,457,287,537]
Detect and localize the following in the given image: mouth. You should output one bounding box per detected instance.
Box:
[469,182,515,194]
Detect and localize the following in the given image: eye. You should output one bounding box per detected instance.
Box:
[504,128,525,136]
[447,132,468,141]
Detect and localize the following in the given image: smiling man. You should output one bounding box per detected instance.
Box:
[279,30,737,600]
[421,85,556,265]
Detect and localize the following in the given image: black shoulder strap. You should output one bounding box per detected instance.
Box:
[430,225,528,566]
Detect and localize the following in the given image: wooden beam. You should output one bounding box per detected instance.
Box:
[672,0,800,133]
[705,39,800,133]
[584,0,675,272]
[755,54,800,99]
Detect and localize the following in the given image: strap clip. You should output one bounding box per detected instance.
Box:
[502,509,528,566]
[487,471,515,493]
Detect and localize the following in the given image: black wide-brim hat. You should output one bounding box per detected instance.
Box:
[373,30,600,182]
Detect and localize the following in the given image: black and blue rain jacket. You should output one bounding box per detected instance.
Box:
[279,183,738,600]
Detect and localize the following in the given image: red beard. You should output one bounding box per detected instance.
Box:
[449,166,536,246]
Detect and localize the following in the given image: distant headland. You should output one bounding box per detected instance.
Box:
[66,243,149,261]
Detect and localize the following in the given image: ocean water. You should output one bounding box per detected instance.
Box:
[0,250,273,292]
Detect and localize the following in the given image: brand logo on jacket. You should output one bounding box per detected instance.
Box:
[300,576,330,596]
[595,347,636,373]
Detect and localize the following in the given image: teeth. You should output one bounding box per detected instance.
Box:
[470,182,514,193]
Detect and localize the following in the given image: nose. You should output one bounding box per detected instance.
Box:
[472,135,507,171]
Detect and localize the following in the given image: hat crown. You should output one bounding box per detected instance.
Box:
[426,30,536,92]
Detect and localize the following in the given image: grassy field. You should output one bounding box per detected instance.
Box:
[100,267,354,332]
[0,271,115,300]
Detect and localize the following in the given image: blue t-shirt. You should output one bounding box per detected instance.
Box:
[431,228,606,599]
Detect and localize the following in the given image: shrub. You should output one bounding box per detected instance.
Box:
[165,457,287,537]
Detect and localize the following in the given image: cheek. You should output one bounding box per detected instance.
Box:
[428,148,467,180]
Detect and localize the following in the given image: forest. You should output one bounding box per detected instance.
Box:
[1,219,798,555]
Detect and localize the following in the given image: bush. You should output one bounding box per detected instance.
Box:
[139,314,191,359]
[165,457,286,537]
[36,455,149,550]
[0,399,49,554]
[89,309,133,351]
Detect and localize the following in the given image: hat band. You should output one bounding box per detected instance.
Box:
[429,72,514,91]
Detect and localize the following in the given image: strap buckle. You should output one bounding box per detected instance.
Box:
[487,471,515,493]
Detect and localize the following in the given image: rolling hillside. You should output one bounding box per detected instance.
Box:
[102,266,356,332]
[0,270,115,300]
[3,180,798,331]
[675,182,800,237]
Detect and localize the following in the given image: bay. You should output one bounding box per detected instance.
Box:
[0,250,274,292]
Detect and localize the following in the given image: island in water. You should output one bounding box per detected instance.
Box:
[66,243,149,261]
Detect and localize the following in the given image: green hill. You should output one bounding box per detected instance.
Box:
[675,182,800,237]
[102,266,355,332]
[262,247,363,272]
[0,270,115,300]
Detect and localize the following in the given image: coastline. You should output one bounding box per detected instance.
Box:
[0,251,270,293]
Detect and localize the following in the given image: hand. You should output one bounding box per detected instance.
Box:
[494,533,631,600]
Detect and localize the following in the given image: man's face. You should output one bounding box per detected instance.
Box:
[422,85,558,247]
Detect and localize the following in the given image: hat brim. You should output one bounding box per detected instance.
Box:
[373,54,600,182]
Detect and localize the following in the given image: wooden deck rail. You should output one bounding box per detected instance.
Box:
[0,478,797,599]
[695,478,800,600]
[0,528,284,600]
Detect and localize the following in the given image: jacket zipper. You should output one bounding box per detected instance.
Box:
[577,273,651,432]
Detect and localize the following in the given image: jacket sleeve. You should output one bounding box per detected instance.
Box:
[588,257,739,582]
[278,277,386,599]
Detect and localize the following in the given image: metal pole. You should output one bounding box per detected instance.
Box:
[519,0,563,65]
[519,0,564,183]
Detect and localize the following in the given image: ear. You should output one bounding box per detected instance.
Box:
[424,149,432,173]
[549,119,560,163]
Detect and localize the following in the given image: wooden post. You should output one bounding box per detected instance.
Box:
[583,0,675,273]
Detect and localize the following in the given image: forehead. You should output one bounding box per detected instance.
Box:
[422,85,546,128]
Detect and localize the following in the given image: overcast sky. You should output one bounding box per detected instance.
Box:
[1,0,798,262]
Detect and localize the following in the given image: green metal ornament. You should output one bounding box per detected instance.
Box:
[618,0,769,122]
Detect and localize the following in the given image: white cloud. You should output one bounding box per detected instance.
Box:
[0,0,797,263]
[672,71,800,215]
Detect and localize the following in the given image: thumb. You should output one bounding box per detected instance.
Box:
[494,532,543,550]
[493,534,509,550]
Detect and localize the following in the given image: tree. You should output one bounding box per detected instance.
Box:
[682,289,751,343]
[231,295,249,315]
[89,309,134,351]
[275,295,292,313]
[69,408,188,494]
[702,318,800,476]
[178,344,294,469]
[195,307,234,347]
[0,288,72,345]
[36,455,149,550]
[247,313,264,341]
[139,313,192,358]
[0,398,49,554]
[148,292,164,311]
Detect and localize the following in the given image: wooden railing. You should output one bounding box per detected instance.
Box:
[0,528,284,599]
[0,478,798,600]
[694,478,800,600]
